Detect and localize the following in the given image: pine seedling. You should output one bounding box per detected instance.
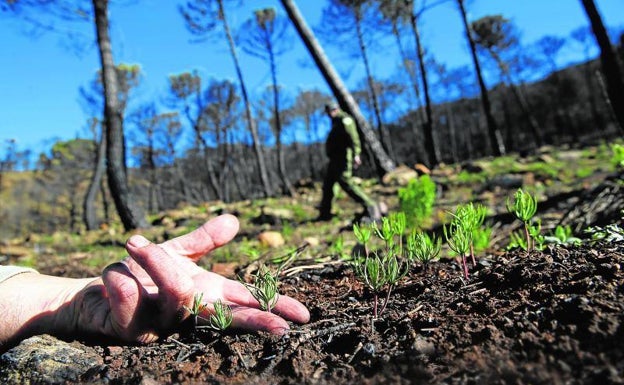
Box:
[353,221,373,256]
[544,224,581,246]
[528,219,545,250]
[352,213,409,319]
[453,203,487,266]
[205,299,233,331]
[185,292,208,328]
[444,220,472,279]
[506,189,538,251]
[353,251,387,318]
[406,230,442,271]
[506,230,528,251]
[240,264,280,313]
[185,293,233,332]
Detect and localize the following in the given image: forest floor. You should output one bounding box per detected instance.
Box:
[2,144,624,384]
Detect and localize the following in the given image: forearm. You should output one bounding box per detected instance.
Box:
[0,272,93,350]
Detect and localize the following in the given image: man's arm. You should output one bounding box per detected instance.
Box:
[0,271,91,351]
[0,215,310,352]
[342,115,361,156]
[342,115,362,166]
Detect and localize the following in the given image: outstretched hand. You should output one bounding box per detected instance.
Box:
[72,214,310,343]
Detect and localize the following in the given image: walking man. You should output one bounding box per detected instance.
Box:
[317,102,381,222]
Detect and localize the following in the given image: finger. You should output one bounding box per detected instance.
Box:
[221,279,310,324]
[228,307,292,335]
[160,214,240,261]
[125,235,195,326]
[102,262,143,340]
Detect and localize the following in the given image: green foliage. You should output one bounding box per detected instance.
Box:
[206,299,233,331]
[506,188,539,251]
[406,231,441,267]
[239,240,262,261]
[611,143,624,169]
[507,219,544,251]
[352,213,410,318]
[506,189,538,223]
[184,292,208,328]
[443,221,472,258]
[330,235,350,261]
[506,230,527,251]
[443,202,490,278]
[472,226,492,253]
[544,225,581,246]
[575,166,594,179]
[185,293,232,331]
[398,175,436,228]
[290,204,309,223]
[585,222,624,243]
[455,170,487,184]
[281,221,294,239]
[240,264,280,312]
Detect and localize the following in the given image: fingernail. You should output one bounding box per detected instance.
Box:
[128,235,150,248]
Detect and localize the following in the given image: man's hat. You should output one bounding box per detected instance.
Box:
[324,102,339,112]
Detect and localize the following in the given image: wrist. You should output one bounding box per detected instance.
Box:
[0,273,93,347]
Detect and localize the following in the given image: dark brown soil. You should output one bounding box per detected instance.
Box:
[75,238,623,385]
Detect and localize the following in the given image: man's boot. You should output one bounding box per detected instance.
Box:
[315,211,334,222]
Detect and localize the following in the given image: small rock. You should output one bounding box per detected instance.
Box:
[382,165,418,186]
[363,342,376,356]
[107,346,124,356]
[303,237,320,247]
[413,336,436,356]
[0,335,102,384]
[414,163,431,175]
[258,231,285,248]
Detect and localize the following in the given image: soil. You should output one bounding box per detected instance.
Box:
[74,172,624,385]
[83,241,624,385]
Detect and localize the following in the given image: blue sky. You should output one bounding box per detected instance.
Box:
[1,0,623,161]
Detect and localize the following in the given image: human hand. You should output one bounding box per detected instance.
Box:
[354,155,362,169]
[69,214,310,343]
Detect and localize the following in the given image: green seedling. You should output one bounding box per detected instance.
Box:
[184,293,233,332]
[406,230,441,270]
[506,189,538,251]
[205,299,233,331]
[353,221,373,256]
[330,235,350,261]
[185,292,208,327]
[398,175,436,229]
[544,225,581,246]
[453,203,487,266]
[352,251,408,319]
[507,219,544,251]
[507,230,528,251]
[240,264,280,313]
[443,220,472,279]
[352,213,409,319]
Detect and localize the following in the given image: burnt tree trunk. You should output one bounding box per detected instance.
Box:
[280,0,395,176]
[457,0,505,157]
[581,0,624,133]
[92,0,147,230]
